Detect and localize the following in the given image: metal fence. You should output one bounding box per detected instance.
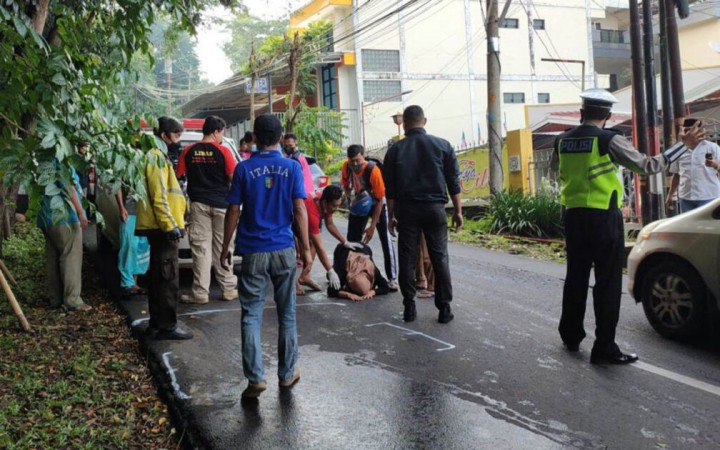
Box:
[228,109,361,151]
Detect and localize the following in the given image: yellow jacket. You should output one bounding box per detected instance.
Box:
[136,147,186,233]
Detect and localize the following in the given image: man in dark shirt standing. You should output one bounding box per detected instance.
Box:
[177,115,238,304]
[383,105,463,324]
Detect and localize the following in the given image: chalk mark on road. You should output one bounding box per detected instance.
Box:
[162,352,190,400]
[131,302,346,327]
[365,322,456,352]
[633,361,720,398]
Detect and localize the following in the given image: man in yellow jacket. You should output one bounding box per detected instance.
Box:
[136,116,192,340]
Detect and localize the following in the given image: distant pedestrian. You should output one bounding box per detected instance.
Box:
[283,133,322,294]
[136,116,192,341]
[665,118,720,213]
[115,185,149,298]
[177,115,238,304]
[38,160,91,312]
[221,114,312,399]
[240,131,254,161]
[552,88,702,364]
[341,144,398,289]
[383,105,463,324]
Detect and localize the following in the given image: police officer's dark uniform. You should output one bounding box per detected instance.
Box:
[554,89,688,364]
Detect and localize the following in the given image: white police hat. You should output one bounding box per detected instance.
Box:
[580,88,619,107]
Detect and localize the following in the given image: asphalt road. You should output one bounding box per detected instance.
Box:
[96,220,720,449]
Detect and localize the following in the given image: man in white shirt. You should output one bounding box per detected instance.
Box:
[666,119,720,213]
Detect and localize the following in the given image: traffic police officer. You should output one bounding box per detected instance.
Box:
[553,88,702,364]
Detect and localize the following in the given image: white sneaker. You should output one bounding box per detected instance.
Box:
[180,293,209,304]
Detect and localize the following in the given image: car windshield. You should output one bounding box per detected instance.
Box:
[309,164,324,177]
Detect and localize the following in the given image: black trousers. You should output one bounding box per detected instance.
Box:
[347,204,397,281]
[396,202,452,310]
[147,235,180,332]
[559,207,624,353]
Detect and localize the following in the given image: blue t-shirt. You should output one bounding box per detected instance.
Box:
[37,164,83,229]
[227,149,306,254]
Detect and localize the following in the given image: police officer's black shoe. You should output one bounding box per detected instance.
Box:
[403,301,416,322]
[563,341,580,352]
[438,305,454,324]
[590,349,638,365]
[154,327,194,341]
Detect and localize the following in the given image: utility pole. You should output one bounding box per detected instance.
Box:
[642,0,662,220]
[629,0,651,224]
[665,0,686,128]
[658,0,675,147]
[164,57,173,115]
[487,0,503,194]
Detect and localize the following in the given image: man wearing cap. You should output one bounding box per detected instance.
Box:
[221,114,312,399]
[552,88,703,365]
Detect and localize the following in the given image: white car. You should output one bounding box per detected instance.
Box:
[96,131,241,270]
[627,198,720,339]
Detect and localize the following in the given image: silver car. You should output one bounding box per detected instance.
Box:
[627,198,720,339]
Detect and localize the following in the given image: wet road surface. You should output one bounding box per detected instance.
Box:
[97,220,720,449]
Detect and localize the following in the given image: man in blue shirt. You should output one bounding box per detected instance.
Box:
[38,161,91,312]
[221,114,311,399]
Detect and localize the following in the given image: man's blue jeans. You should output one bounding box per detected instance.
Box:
[238,247,298,385]
[679,198,713,214]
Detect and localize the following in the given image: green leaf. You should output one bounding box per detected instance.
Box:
[40,133,57,149]
[57,136,73,162]
[51,73,67,86]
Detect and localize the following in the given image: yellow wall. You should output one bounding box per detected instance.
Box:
[457,146,509,200]
[290,0,352,27]
[679,21,720,69]
[506,128,533,194]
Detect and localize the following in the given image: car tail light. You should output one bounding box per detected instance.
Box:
[318,175,329,188]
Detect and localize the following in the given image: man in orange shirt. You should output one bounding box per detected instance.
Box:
[341,145,398,289]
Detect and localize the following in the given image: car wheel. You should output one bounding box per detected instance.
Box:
[640,259,707,340]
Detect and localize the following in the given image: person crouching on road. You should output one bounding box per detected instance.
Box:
[552,88,703,364]
[296,184,363,294]
[327,242,390,302]
[221,114,312,400]
[135,116,192,341]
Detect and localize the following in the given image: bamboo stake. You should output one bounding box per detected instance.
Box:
[0,264,31,332]
[0,259,18,286]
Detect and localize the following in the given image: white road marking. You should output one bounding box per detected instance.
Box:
[162,352,190,400]
[633,361,720,398]
[130,302,346,327]
[365,322,456,352]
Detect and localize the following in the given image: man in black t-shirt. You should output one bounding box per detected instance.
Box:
[177,116,238,304]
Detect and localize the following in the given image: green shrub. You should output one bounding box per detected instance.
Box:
[1,222,48,305]
[488,189,563,238]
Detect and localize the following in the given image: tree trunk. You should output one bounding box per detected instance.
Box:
[285,32,300,133]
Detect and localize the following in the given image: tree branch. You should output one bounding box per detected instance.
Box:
[32,0,52,34]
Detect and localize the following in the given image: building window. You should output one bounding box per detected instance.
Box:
[363,80,402,102]
[533,19,545,30]
[503,92,525,104]
[538,93,550,103]
[321,64,338,110]
[362,49,400,72]
[599,29,625,44]
[500,18,519,29]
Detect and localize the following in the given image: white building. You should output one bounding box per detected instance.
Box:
[290,0,619,149]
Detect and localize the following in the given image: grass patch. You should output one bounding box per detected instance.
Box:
[0,224,177,449]
[453,217,566,264]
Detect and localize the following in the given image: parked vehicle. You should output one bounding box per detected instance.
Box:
[627,198,720,339]
[96,130,241,270]
[305,156,330,198]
